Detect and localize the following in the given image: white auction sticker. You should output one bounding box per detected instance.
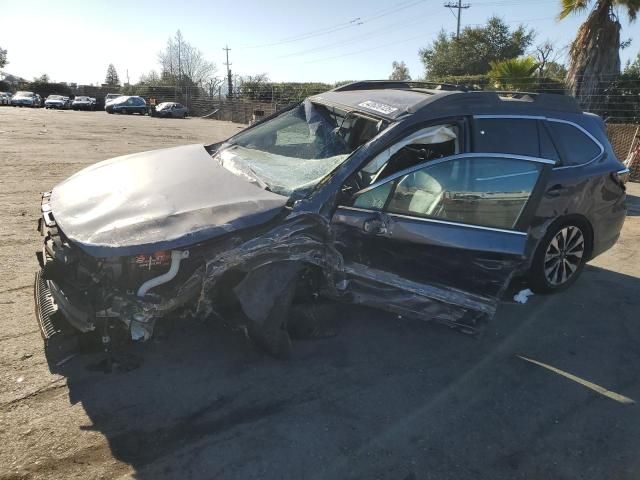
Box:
[357,101,398,115]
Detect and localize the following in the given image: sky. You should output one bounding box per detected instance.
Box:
[1,0,640,86]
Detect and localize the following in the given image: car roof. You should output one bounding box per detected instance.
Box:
[309,81,582,121]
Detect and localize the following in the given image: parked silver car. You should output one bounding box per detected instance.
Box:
[11,91,39,107]
[153,102,188,118]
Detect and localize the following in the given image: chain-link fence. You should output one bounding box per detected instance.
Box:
[73,78,640,181]
[608,123,640,181]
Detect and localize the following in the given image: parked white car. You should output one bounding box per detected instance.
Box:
[44,95,71,109]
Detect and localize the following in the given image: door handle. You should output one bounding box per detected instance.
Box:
[546,184,567,197]
[362,217,388,236]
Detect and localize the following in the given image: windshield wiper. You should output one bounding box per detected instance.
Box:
[246,166,271,191]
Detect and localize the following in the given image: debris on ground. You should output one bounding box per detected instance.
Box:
[513,288,534,304]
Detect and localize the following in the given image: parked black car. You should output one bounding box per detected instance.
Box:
[105,95,147,115]
[153,101,188,118]
[35,81,628,362]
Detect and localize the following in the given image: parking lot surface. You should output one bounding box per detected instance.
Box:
[1,107,640,480]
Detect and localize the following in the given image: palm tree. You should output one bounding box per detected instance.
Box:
[488,56,539,91]
[559,0,640,112]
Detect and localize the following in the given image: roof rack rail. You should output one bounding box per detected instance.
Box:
[490,90,581,112]
[332,80,469,93]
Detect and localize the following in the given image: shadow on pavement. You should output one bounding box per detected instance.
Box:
[57,264,640,480]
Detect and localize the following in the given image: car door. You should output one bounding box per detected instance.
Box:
[331,151,553,330]
[125,97,135,112]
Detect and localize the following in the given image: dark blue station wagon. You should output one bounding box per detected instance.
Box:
[35,81,628,360]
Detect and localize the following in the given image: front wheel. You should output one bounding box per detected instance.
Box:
[528,222,590,293]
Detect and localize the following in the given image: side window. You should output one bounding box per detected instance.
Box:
[473,118,540,158]
[546,121,602,166]
[359,124,459,186]
[354,157,543,230]
[539,122,561,162]
[353,182,393,210]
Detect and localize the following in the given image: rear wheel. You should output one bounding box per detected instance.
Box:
[528,221,590,293]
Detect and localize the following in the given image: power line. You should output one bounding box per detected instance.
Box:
[444,0,471,40]
[240,0,426,49]
[274,11,433,60]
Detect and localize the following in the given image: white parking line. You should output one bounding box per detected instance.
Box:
[517,355,636,405]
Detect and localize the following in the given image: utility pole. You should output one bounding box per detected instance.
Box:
[444,0,470,40]
[223,45,232,99]
[178,34,182,100]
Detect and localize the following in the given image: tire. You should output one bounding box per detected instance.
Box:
[528,220,591,294]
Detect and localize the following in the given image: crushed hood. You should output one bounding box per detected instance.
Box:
[50,144,288,257]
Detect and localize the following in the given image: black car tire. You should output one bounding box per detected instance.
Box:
[528,219,591,294]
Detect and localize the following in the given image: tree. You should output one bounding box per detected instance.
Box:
[204,77,224,98]
[420,17,535,78]
[624,51,640,76]
[237,74,270,100]
[389,61,411,81]
[488,56,540,90]
[158,30,217,86]
[33,73,50,83]
[105,64,120,86]
[544,61,569,80]
[0,47,7,69]
[534,41,567,78]
[559,0,640,112]
[138,70,163,85]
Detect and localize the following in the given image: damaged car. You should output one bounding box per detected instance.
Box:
[35,81,628,364]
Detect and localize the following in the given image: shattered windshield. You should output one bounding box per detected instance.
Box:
[214,100,384,196]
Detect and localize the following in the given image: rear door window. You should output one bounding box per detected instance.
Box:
[546,120,602,166]
[473,118,540,158]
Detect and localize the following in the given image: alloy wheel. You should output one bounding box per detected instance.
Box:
[543,225,585,286]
